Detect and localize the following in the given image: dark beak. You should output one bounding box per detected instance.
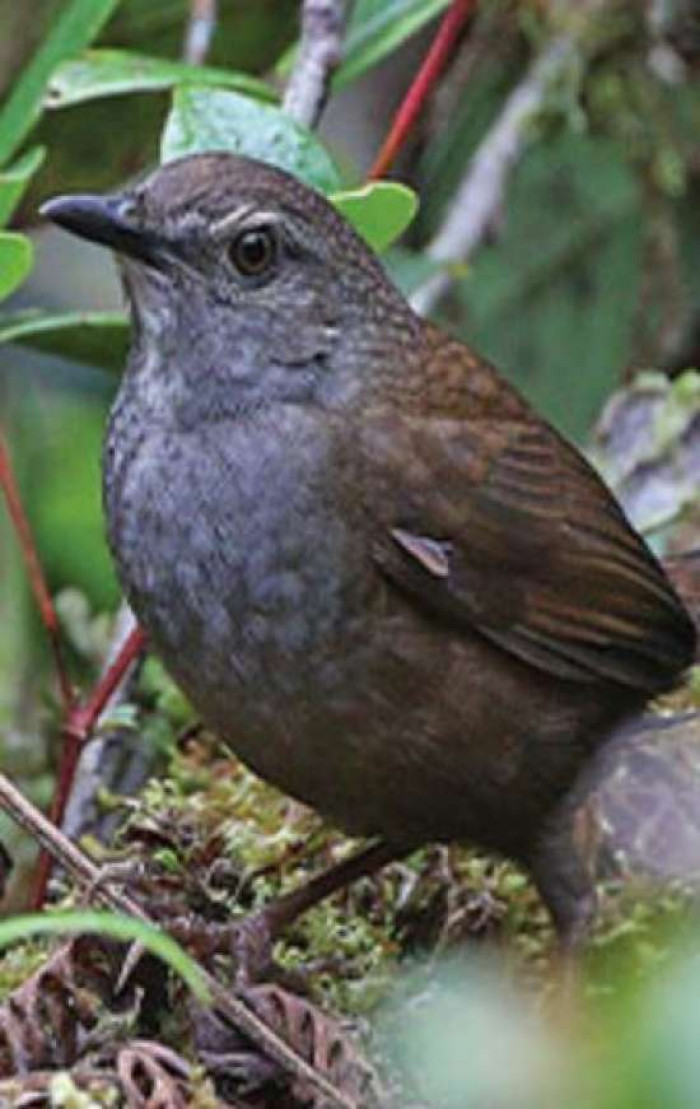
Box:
[40,193,164,267]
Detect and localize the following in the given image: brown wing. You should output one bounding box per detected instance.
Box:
[369,415,695,692]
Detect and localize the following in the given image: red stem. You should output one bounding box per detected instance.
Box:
[368,0,476,181]
[0,428,148,905]
[65,624,146,745]
[0,432,75,712]
[32,624,147,907]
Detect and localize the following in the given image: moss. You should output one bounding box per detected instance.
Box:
[0,938,50,1001]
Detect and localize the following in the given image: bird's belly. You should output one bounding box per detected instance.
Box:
[106,419,634,856]
[158,591,627,857]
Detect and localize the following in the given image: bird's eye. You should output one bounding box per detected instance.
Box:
[228,226,277,278]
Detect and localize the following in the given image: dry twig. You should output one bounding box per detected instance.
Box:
[283,0,355,129]
[183,0,219,65]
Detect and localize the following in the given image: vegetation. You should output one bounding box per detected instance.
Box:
[2,1,700,1104]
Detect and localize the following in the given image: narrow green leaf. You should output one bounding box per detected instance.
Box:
[282,0,448,87]
[0,147,46,228]
[161,86,341,193]
[0,0,120,166]
[331,181,418,252]
[0,910,209,1000]
[0,234,33,301]
[46,49,276,110]
[0,308,129,371]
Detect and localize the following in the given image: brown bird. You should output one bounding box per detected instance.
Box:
[43,154,696,960]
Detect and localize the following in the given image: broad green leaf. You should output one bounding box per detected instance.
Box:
[331,181,418,252]
[0,309,129,371]
[0,910,209,1000]
[0,147,46,228]
[46,49,276,110]
[337,0,450,87]
[161,87,341,193]
[0,0,121,166]
[0,234,33,301]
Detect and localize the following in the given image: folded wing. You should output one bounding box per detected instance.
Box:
[372,416,695,692]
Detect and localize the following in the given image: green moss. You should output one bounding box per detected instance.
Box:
[0,939,50,1000]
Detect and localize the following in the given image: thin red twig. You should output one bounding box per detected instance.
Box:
[368,0,476,181]
[65,625,146,745]
[0,429,148,905]
[0,432,75,712]
[32,623,147,907]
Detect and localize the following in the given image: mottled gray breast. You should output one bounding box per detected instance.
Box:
[104,396,374,693]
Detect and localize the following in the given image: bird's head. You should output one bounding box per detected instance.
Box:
[42,153,416,422]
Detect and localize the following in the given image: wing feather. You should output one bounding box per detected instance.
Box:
[370,415,695,692]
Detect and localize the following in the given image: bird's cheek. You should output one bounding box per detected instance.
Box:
[270,320,337,369]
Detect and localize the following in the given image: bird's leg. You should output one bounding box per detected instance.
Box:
[179,839,401,986]
[233,838,403,986]
[259,839,400,932]
[528,803,599,1008]
[531,849,597,954]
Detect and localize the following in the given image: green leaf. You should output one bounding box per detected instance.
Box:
[336,0,450,87]
[0,0,121,167]
[0,910,209,1000]
[0,234,33,301]
[161,86,341,193]
[0,309,129,371]
[0,147,46,228]
[331,181,418,252]
[46,49,277,110]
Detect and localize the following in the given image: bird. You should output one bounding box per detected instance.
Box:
[42,152,696,959]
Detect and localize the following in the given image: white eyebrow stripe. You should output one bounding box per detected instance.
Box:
[210,207,282,238]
